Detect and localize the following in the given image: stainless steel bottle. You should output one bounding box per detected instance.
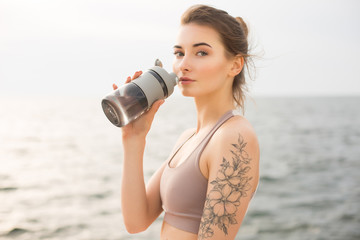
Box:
[101,62,178,127]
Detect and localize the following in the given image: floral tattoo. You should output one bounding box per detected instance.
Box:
[199,134,252,239]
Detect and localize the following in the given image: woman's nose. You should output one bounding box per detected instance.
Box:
[179,56,191,73]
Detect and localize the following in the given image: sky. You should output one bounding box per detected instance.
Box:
[0,0,359,97]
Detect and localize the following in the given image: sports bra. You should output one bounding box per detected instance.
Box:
[160,110,235,234]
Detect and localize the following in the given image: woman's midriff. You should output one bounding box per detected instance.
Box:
[160,221,198,240]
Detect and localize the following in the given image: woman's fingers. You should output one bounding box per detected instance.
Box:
[132,71,142,80]
[114,71,142,90]
[125,71,142,84]
[125,76,131,84]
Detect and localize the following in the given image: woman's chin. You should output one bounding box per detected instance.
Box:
[179,89,193,97]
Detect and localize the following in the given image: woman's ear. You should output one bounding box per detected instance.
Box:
[229,55,244,77]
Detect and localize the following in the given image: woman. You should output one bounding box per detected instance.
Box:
[113,5,259,240]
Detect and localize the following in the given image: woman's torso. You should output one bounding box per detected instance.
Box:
[160,129,207,240]
[160,110,237,239]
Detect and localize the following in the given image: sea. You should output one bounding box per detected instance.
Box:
[0,94,359,240]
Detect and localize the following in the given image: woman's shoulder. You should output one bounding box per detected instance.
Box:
[219,114,257,138]
[210,114,259,157]
[204,114,260,188]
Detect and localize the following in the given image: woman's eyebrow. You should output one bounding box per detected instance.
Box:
[173,42,212,49]
[193,42,212,48]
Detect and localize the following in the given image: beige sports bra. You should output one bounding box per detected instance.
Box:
[160,110,235,234]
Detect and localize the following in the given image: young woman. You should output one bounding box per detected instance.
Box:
[113,5,260,240]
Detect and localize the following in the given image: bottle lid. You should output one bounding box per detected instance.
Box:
[149,66,178,97]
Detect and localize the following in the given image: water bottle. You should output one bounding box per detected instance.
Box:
[101,60,178,127]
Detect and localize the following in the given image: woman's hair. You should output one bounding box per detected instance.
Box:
[181,5,253,110]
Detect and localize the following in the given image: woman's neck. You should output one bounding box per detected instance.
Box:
[194,90,234,133]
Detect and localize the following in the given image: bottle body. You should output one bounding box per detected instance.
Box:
[102,82,148,127]
[101,66,178,127]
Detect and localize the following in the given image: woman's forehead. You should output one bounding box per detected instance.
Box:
[175,23,222,47]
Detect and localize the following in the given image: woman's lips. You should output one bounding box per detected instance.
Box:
[179,77,195,84]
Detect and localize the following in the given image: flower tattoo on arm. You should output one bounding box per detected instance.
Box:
[199,134,252,239]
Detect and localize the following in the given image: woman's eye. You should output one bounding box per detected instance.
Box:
[196,51,208,57]
[174,51,184,57]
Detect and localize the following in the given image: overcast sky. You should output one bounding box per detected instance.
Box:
[0,0,359,97]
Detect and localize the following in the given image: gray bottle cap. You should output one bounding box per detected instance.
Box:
[132,66,178,108]
[150,66,178,96]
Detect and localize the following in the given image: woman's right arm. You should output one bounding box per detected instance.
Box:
[121,135,166,233]
[115,71,166,233]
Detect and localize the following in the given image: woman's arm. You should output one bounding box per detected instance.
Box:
[198,120,260,240]
[121,135,165,233]
[114,71,165,233]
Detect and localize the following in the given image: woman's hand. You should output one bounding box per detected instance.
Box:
[113,71,164,140]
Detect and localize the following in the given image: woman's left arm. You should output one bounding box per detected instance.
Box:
[198,126,260,240]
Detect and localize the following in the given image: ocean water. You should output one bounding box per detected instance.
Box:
[0,95,359,240]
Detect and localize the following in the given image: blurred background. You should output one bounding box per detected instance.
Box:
[0,0,359,239]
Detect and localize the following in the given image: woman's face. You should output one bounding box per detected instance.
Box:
[172,23,234,99]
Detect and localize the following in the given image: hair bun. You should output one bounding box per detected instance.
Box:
[236,17,248,38]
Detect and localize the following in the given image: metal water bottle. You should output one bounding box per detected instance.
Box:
[101,60,178,127]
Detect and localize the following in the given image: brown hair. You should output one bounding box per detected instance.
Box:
[181,5,253,110]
